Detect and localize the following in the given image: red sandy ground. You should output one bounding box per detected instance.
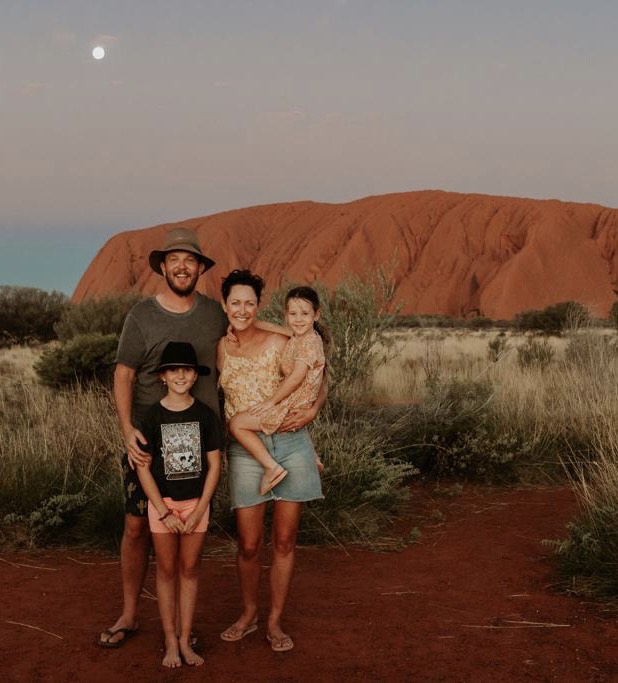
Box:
[2,484,618,682]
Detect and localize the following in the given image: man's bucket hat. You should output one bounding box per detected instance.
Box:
[149,227,215,275]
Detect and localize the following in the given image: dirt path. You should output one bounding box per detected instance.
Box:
[2,485,618,682]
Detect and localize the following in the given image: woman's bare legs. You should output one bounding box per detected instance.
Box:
[221,501,303,649]
[220,503,266,639]
[268,501,302,648]
[177,532,206,666]
[152,533,181,668]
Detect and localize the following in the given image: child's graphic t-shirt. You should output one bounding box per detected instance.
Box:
[140,399,223,501]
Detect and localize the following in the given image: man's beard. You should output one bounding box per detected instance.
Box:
[165,271,198,297]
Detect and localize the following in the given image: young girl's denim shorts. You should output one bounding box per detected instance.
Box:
[227,428,324,509]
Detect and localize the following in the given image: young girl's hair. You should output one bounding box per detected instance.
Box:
[285,286,330,351]
[221,269,266,303]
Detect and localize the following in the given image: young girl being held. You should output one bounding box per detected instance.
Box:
[228,286,326,495]
[136,341,223,668]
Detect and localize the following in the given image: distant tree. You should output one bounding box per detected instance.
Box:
[0,286,68,347]
[514,301,590,335]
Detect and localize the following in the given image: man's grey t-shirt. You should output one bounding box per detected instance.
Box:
[116,294,227,425]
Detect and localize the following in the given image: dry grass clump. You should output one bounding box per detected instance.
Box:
[0,346,123,547]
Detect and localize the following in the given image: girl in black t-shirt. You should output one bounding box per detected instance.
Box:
[137,342,222,668]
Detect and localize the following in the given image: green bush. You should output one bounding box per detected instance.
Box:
[550,502,618,598]
[301,409,417,544]
[3,494,88,546]
[381,378,546,483]
[517,337,555,370]
[55,293,141,341]
[0,286,68,346]
[34,333,118,388]
[515,301,590,335]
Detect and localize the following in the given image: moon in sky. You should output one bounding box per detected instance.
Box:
[92,46,105,60]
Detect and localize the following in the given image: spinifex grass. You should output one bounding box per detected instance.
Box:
[0,348,124,547]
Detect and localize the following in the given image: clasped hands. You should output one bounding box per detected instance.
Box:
[161,511,201,535]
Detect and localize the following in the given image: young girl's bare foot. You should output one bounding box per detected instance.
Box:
[162,637,182,668]
[179,639,204,666]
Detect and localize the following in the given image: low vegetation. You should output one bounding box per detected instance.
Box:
[5,289,618,601]
[0,286,68,347]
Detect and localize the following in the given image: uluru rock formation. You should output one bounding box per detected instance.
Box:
[73,190,618,319]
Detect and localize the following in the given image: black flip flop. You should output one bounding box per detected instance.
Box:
[98,626,138,649]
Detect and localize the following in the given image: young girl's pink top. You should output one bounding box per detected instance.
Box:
[259,331,325,435]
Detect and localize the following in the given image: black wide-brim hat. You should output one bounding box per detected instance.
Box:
[151,341,210,375]
[149,227,216,276]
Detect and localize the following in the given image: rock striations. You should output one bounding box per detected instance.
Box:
[73,190,618,319]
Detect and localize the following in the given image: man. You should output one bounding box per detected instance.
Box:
[98,227,226,647]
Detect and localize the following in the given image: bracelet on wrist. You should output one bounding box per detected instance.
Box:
[159,509,172,522]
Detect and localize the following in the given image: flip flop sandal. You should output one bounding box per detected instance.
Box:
[259,467,288,496]
[98,626,138,649]
[267,633,294,652]
[220,622,258,642]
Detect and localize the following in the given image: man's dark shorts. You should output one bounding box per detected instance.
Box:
[122,453,149,517]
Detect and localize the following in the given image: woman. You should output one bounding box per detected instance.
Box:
[217,269,325,652]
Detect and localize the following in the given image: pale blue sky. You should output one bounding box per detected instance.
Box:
[3,1,618,293]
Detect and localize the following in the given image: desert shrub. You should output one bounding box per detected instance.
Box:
[516,337,554,370]
[3,494,88,546]
[433,427,534,482]
[550,443,618,598]
[564,332,616,370]
[0,380,123,549]
[0,286,68,347]
[515,301,590,335]
[383,379,516,482]
[551,508,618,598]
[261,271,399,409]
[34,333,118,388]
[487,333,510,362]
[55,293,141,341]
[300,409,417,543]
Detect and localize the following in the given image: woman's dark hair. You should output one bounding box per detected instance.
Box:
[285,286,330,350]
[221,269,266,303]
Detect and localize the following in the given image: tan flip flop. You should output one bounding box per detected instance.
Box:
[220,622,258,642]
[259,465,288,496]
[267,633,294,652]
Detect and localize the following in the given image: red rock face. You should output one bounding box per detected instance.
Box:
[72,190,618,319]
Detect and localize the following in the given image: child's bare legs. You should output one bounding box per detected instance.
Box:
[229,412,287,495]
[152,533,182,668]
[177,532,206,666]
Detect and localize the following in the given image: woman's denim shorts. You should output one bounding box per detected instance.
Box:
[227,428,324,509]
